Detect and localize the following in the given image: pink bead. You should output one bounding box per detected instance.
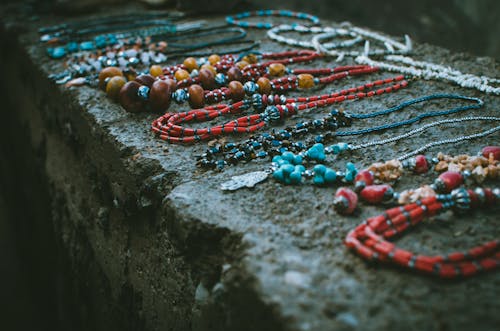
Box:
[482,146,500,161]
[414,155,429,174]
[354,170,374,192]
[434,171,463,193]
[334,187,358,215]
[360,184,394,204]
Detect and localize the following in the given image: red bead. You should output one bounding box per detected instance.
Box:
[333,187,358,215]
[434,171,463,193]
[149,80,172,113]
[414,155,429,174]
[360,184,394,204]
[482,146,500,161]
[354,170,374,191]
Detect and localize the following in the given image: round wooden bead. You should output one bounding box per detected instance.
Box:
[256,77,272,94]
[149,65,163,77]
[105,76,126,101]
[236,60,249,70]
[149,80,172,113]
[269,63,286,77]
[135,74,155,87]
[183,57,199,72]
[163,78,177,91]
[175,69,190,81]
[98,66,123,90]
[297,73,315,88]
[200,63,217,75]
[227,66,243,82]
[199,68,216,89]
[228,81,245,101]
[208,54,221,65]
[119,81,144,113]
[188,84,205,108]
[242,53,258,64]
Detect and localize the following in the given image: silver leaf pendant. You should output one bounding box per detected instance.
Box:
[220,171,269,191]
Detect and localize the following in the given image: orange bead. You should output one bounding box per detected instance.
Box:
[208,54,221,65]
[149,80,172,113]
[183,57,198,72]
[149,65,163,77]
[200,63,217,75]
[175,69,190,81]
[199,69,216,89]
[134,74,155,87]
[257,77,272,94]
[298,74,315,89]
[268,63,286,77]
[227,67,243,82]
[188,84,205,108]
[236,61,249,70]
[228,81,245,101]
[98,67,123,90]
[105,76,126,101]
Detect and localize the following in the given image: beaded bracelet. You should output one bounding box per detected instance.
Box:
[201,94,483,170]
[226,10,320,29]
[356,54,500,95]
[267,24,363,50]
[152,76,407,143]
[345,186,500,278]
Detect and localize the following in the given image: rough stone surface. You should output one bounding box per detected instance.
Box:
[1,3,499,331]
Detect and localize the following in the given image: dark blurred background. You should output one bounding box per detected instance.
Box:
[0,0,498,330]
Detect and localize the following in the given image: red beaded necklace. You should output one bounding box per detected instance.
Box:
[345,187,500,278]
[152,75,408,143]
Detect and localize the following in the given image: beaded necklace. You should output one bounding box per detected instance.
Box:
[152,75,407,143]
[202,94,482,170]
[356,54,500,95]
[345,186,500,279]
[226,10,320,29]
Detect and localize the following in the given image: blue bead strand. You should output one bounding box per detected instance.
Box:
[226,10,320,29]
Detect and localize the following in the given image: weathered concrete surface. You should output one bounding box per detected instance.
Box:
[0,3,499,331]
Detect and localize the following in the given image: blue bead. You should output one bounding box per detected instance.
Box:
[172,89,188,104]
[271,140,281,147]
[331,144,341,154]
[137,86,150,101]
[79,41,95,51]
[315,135,323,143]
[243,81,258,95]
[272,155,282,163]
[281,164,295,174]
[345,170,355,182]
[313,175,325,185]
[66,42,78,52]
[48,47,66,59]
[282,151,295,162]
[312,143,324,151]
[293,155,303,165]
[273,169,285,182]
[289,171,302,184]
[257,151,267,158]
[324,169,337,183]
[295,165,306,173]
[277,159,288,166]
[313,164,326,175]
[215,73,227,85]
[346,162,357,171]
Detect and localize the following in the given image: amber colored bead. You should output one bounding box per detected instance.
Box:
[149,80,172,113]
[242,53,258,64]
[183,57,198,72]
[188,84,205,108]
[257,77,272,94]
[98,67,123,90]
[135,74,155,87]
[227,66,243,82]
[268,63,286,77]
[228,81,245,101]
[236,61,249,70]
[175,69,190,81]
[297,74,315,88]
[199,68,216,89]
[119,81,144,113]
[208,54,221,65]
[200,63,217,75]
[149,65,163,77]
[105,76,126,101]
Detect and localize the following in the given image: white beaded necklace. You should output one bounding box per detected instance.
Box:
[356,54,500,95]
